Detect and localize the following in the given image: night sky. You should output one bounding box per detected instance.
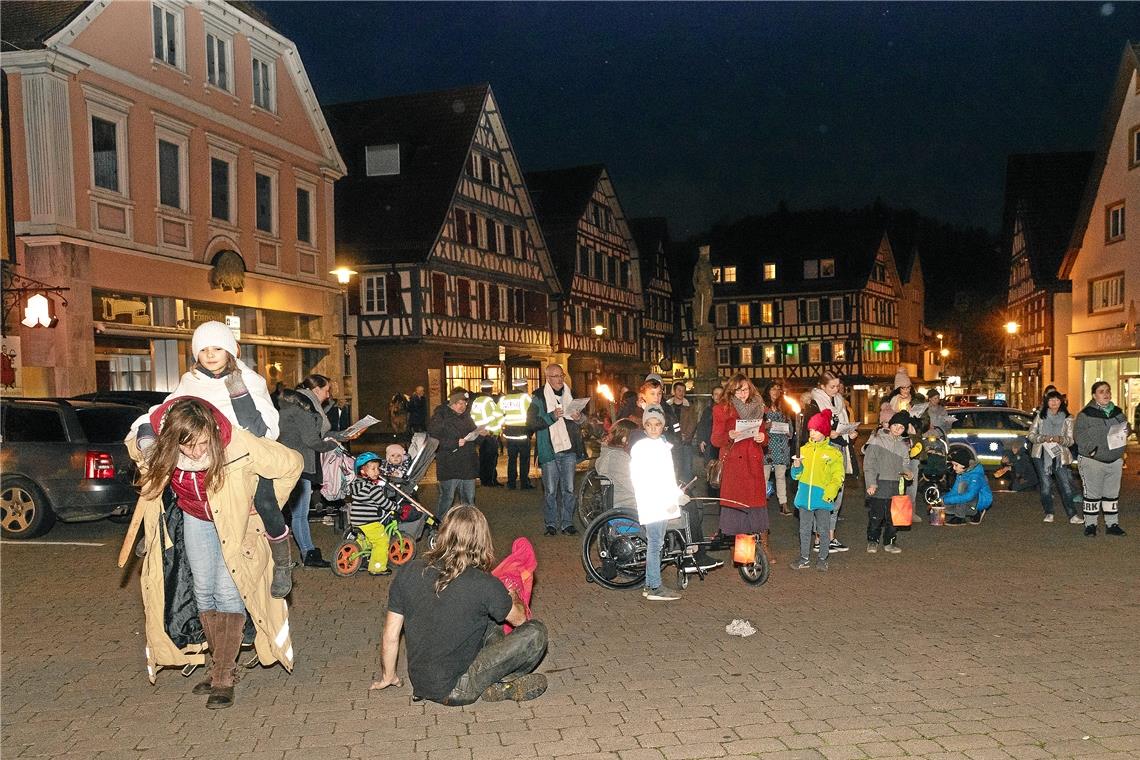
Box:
[267,1,1137,238]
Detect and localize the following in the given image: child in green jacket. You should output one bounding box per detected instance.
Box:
[790,409,846,571]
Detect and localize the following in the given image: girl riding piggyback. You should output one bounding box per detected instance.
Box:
[130,321,294,597]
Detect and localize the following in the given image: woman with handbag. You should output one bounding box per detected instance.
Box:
[710,374,771,560]
[862,412,917,553]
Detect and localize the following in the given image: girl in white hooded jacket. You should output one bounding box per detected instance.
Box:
[130,321,294,598]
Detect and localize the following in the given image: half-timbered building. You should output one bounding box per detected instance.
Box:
[324,84,561,421]
[680,210,907,422]
[1001,152,1093,410]
[630,217,681,378]
[525,165,644,394]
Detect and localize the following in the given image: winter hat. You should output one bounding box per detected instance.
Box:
[479,379,494,392]
[644,372,664,385]
[893,366,912,390]
[949,448,973,468]
[642,407,666,427]
[807,408,832,437]
[448,387,470,403]
[192,321,238,358]
[888,411,912,429]
[511,377,528,389]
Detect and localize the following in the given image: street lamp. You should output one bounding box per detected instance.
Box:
[329,266,357,412]
[1005,321,1019,335]
[592,324,606,336]
[940,348,950,359]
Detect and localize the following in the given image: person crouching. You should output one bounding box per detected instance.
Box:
[943,448,993,525]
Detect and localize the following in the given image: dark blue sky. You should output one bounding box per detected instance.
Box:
[268,1,1136,238]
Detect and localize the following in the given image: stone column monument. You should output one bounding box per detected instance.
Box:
[692,244,718,393]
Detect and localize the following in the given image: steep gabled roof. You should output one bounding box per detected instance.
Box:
[1002,151,1093,292]
[1060,41,1140,278]
[324,85,489,265]
[1,1,89,52]
[630,217,672,291]
[700,208,894,297]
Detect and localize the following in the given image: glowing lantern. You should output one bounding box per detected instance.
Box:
[21,294,57,328]
[733,534,757,565]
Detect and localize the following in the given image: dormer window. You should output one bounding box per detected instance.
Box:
[151,2,184,69]
[365,144,400,176]
[820,258,836,277]
[763,263,776,281]
[723,266,737,283]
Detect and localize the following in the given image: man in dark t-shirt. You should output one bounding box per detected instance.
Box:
[370,506,548,704]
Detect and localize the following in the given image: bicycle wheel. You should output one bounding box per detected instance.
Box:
[581,508,646,590]
[738,542,771,586]
[332,540,365,577]
[576,469,610,527]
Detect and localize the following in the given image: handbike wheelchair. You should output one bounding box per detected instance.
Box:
[580,503,770,590]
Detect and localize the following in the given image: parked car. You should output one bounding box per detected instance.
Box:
[944,406,1033,469]
[71,390,167,410]
[0,398,140,539]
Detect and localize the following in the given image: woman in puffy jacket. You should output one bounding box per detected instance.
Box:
[1073,381,1128,537]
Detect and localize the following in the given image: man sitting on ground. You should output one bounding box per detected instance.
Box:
[369,505,548,704]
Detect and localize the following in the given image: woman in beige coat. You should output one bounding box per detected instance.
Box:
[127,397,302,708]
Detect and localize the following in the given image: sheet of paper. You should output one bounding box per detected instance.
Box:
[564,397,591,417]
[340,414,380,438]
[768,421,791,436]
[462,426,489,443]
[1107,422,1128,450]
[836,421,860,436]
[734,418,761,437]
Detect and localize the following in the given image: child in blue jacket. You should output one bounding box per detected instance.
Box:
[943,448,993,525]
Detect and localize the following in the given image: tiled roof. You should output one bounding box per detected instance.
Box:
[525,165,606,286]
[697,208,891,297]
[0,1,88,52]
[323,85,489,266]
[1002,152,1093,292]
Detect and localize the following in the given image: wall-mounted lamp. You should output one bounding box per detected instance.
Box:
[330,266,357,285]
[592,324,606,336]
[21,294,59,328]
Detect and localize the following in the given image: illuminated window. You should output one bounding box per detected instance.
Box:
[821,259,836,277]
[740,346,753,364]
[832,341,846,361]
[763,263,776,281]
[763,345,777,365]
[761,301,774,324]
[737,304,750,325]
[723,266,737,283]
[808,342,822,363]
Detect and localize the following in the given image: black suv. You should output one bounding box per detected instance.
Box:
[0,398,140,539]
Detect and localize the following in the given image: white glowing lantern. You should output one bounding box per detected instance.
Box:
[21,294,56,328]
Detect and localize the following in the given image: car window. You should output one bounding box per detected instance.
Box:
[1003,413,1032,431]
[76,407,138,443]
[953,412,976,429]
[2,406,67,442]
[973,412,1006,429]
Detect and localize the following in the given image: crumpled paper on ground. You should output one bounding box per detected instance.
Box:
[725,618,756,637]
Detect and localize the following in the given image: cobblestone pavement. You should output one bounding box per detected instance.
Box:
[3,451,1140,760]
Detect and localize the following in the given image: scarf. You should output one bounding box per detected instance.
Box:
[544,382,575,453]
[810,387,853,473]
[730,396,764,421]
[299,388,332,435]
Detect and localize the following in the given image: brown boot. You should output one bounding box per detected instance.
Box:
[192,611,219,695]
[760,530,774,563]
[267,528,294,599]
[206,612,245,709]
[779,503,792,516]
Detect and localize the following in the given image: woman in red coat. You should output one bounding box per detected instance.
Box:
[711,373,771,558]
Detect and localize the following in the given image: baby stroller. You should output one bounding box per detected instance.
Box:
[916,427,953,509]
[332,437,440,577]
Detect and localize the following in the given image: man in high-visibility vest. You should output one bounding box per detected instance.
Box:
[472,380,505,487]
[500,377,535,490]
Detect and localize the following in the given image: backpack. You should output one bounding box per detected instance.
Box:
[320,448,356,501]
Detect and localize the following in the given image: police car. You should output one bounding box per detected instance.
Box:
[944,406,1034,469]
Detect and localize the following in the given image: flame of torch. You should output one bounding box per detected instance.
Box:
[597,383,614,403]
[784,395,801,415]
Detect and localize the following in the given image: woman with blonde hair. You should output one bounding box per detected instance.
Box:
[371,506,548,704]
[126,397,302,709]
[710,373,771,558]
[795,371,855,553]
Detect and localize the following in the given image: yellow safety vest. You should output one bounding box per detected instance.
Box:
[471,394,505,434]
[499,392,532,439]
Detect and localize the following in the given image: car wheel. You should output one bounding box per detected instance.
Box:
[0,477,56,539]
[107,505,135,524]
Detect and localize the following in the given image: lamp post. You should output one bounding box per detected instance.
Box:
[330,266,357,414]
[1004,320,1019,405]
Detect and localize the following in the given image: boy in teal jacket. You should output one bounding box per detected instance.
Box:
[790,410,846,570]
[943,448,993,525]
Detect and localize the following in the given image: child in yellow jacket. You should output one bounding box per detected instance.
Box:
[790,409,846,571]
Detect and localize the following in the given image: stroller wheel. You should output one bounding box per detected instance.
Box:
[332,540,364,577]
[388,535,416,566]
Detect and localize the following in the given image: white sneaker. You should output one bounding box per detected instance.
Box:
[1043,514,1054,523]
[1070,515,1084,524]
[883,543,902,554]
[644,587,680,601]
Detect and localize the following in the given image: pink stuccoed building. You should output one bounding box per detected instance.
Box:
[0,0,348,401]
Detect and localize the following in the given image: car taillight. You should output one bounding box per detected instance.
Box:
[85,451,116,479]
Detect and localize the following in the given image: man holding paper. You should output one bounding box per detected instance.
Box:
[428,387,482,519]
[528,364,585,536]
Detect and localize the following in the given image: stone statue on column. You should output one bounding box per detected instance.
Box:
[692,244,718,394]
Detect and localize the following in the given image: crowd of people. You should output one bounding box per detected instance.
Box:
[123,327,1131,708]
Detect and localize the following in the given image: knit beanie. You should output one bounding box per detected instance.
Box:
[949,448,973,468]
[888,411,912,429]
[192,321,238,358]
[807,408,832,437]
[893,365,912,390]
[642,407,666,427]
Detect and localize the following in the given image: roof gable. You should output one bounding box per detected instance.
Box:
[1002,152,1093,290]
[1060,41,1140,278]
